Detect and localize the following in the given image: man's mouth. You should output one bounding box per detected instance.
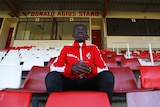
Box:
[78,33,83,36]
[78,34,83,36]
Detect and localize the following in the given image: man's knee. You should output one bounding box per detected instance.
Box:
[45,71,63,86]
[99,71,114,82]
[45,71,61,80]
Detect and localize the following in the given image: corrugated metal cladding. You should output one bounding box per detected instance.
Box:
[0,0,160,17]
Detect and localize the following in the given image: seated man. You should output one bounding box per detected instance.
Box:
[45,24,114,103]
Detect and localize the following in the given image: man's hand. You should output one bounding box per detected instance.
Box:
[71,61,91,76]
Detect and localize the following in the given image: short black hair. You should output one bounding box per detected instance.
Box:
[73,24,87,31]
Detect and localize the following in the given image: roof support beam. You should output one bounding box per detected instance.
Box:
[103,0,110,18]
[3,0,19,17]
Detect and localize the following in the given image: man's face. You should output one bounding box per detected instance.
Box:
[72,25,88,43]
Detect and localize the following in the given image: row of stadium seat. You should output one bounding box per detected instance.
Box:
[0,91,112,107]
[1,64,160,106]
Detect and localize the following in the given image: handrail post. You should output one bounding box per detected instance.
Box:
[148,43,154,65]
[116,44,119,54]
[127,43,130,58]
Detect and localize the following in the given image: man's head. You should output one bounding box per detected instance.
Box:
[72,24,88,43]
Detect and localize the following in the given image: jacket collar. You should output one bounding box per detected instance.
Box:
[73,40,86,48]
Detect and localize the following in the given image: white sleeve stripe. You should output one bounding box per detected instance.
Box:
[50,63,65,72]
[97,67,108,73]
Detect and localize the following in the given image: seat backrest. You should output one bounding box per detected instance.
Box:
[0,54,21,65]
[139,51,149,59]
[109,67,139,93]
[126,91,160,107]
[0,65,22,90]
[45,92,111,107]
[131,51,140,57]
[47,57,56,66]
[112,54,125,62]
[157,52,160,58]
[0,91,32,107]
[140,66,160,89]
[105,58,119,68]
[106,51,116,58]
[121,58,141,70]
[21,66,50,92]
[102,55,119,68]
[22,57,45,71]
[100,49,109,54]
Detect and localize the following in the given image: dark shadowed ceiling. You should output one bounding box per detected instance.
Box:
[0,0,160,17]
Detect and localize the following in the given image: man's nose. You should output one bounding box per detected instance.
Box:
[78,31,82,33]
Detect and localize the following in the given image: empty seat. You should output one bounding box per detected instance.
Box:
[121,58,141,71]
[45,91,111,107]
[22,57,44,71]
[121,57,141,81]
[0,91,32,107]
[0,50,21,65]
[0,57,21,65]
[131,51,140,57]
[6,66,50,92]
[112,54,125,62]
[105,58,119,68]
[0,65,22,90]
[109,67,153,93]
[139,51,149,59]
[22,66,50,92]
[100,49,109,54]
[5,66,50,107]
[157,51,160,58]
[140,66,160,89]
[126,90,160,107]
[106,51,116,58]
[47,57,56,67]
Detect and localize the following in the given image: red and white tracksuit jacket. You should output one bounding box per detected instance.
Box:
[50,41,108,78]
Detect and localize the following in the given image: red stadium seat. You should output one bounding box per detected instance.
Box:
[106,51,117,58]
[0,91,32,107]
[47,57,56,66]
[131,51,139,57]
[100,49,110,54]
[157,52,160,58]
[19,66,50,92]
[121,58,141,71]
[140,66,160,89]
[45,91,111,107]
[139,51,148,59]
[109,67,153,93]
[103,57,119,68]
[121,57,141,82]
[120,50,127,54]
[112,54,125,62]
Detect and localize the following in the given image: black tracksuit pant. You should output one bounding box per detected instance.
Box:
[45,70,114,103]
